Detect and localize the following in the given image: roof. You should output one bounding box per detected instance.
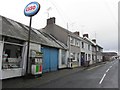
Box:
[82,37,96,46]
[96,44,103,49]
[102,52,117,56]
[46,24,83,41]
[0,15,67,49]
[83,37,103,49]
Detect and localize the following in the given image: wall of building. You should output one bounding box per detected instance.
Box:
[80,41,93,65]
[58,49,68,69]
[44,24,68,45]
[0,17,2,36]
[0,41,3,79]
[69,36,81,67]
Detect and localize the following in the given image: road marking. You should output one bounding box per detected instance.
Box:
[109,66,112,68]
[99,74,106,84]
[106,68,110,73]
[99,60,117,85]
[87,65,101,71]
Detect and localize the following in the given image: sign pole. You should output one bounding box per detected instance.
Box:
[26,16,32,75]
[24,1,40,77]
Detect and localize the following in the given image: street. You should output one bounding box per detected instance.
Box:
[36,60,118,88]
[2,60,118,88]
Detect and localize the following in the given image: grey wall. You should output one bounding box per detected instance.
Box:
[44,24,68,45]
[71,45,80,53]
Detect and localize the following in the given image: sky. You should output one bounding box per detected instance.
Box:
[0,0,119,52]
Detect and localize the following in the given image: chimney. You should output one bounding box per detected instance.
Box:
[47,17,56,25]
[83,34,89,38]
[73,31,80,36]
[92,39,96,43]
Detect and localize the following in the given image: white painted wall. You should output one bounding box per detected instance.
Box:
[80,41,93,64]
[0,41,3,79]
[59,49,67,69]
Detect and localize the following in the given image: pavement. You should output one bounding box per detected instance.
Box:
[2,60,118,88]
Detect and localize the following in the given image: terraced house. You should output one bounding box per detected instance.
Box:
[43,17,103,68]
[0,16,103,79]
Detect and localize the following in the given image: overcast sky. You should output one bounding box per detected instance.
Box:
[0,0,119,52]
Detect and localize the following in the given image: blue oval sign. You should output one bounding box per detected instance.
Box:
[24,2,40,17]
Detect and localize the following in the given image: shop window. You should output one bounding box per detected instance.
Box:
[2,39,24,69]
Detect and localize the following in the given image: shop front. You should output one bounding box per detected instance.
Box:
[1,36,26,79]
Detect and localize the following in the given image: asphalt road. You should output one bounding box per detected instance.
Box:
[36,60,118,88]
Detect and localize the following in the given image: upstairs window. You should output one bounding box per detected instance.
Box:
[88,45,90,51]
[82,42,84,48]
[75,40,80,46]
[70,37,75,45]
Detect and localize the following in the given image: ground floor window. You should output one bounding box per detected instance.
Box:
[71,52,76,61]
[61,50,66,64]
[2,37,24,69]
[88,54,91,61]
[86,54,87,61]
[77,53,79,62]
[2,43,23,69]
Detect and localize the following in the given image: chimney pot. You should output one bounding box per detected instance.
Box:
[83,34,89,38]
[92,39,96,43]
[47,17,56,25]
[73,31,80,36]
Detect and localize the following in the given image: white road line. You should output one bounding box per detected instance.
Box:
[99,74,106,84]
[106,68,110,73]
[99,60,117,85]
[109,66,112,68]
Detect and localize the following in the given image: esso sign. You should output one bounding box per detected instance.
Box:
[24,2,40,17]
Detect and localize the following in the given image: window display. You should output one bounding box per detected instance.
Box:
[2,37,24,69]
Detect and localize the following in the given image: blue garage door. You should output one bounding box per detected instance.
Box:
[41,46,58,73]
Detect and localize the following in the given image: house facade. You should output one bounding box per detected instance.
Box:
[80,34,93,66]
[102,52,117,61]
[96,45,103,62]
[43,17,82,68]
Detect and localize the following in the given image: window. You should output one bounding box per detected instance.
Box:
[70,37,75,45]
[82,42,84,48]
[61,50,66,64]
[75,40,80,46]
[88,54,91,61]
[88,45,90,51]
[86,54,87,61]
[71,53,76,60]
[2,37,24,69]
[92,55,94,60]
[77,53,79,62]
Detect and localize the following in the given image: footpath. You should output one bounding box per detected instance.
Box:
[2,61,106,88]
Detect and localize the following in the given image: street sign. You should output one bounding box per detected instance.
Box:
[24,2,40,17]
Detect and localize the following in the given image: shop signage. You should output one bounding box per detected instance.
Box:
[24,2,40,17]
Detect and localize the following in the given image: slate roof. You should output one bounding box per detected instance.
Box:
[0,15,67,49]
